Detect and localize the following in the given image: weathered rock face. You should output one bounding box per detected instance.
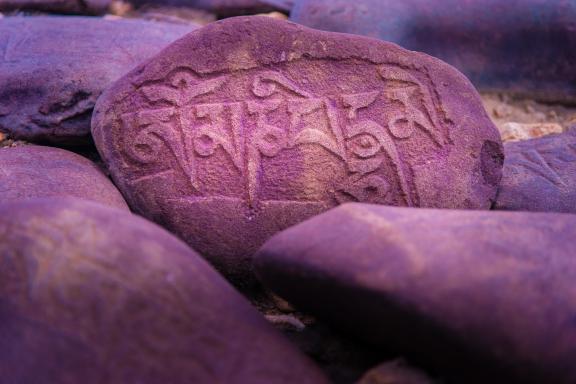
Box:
[254,204,576,383]
[92,16,503,283]
[291,0,576,103]
[495,128,576,213]
[0,17,195,145]
[0,145,129,209]
[0,0,110,14]
[0,198,327,384]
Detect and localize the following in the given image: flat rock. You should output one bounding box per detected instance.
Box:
[92,16,503,283]
[0,16,195,145]
[0,0,110,14]
[0,145,129,209]
[291,0,576,103]
[254,204,576,383]
[0,198,327,384]
[495,129,576,213]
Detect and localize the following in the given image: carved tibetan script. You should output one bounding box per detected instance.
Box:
[120,63,451,208]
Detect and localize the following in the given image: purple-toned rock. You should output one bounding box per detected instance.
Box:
[255,204,576,383]
[92,16,503,282]
[0,17,195,145]
[260,0,293,12]
[0,0,110,14]
[0,198,327,384]
[0,145,129,209]
[495,128,576,213]
[291,0,576,103]
[130,0,281,16]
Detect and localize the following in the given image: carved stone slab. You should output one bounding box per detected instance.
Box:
[0,0,110,14]
[0,198,327,384]
[0,17,195,145]
[495,128,576,213]
[254,204,576,383]
[92,16,503,283]
[0,145,129,210]
[291,0,576,103]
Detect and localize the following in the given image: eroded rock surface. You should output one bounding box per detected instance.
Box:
[0,145,129,209]
[0,16,195,144]
[495,128,576,213]
[255,204,576,383]
[0,198,327,384]
[92,16,502,283]
[291,0,576,103]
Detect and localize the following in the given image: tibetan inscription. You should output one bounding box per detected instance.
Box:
[121,66,451,209]
[92,16,502,282]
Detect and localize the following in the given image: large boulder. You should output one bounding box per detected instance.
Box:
[0,198,327,384]
[0,145,129,210]
[92,16,503,283]
[0,16,196,145]
[291,0,576,102]
[495,128,576,213]
[255,204,576,383]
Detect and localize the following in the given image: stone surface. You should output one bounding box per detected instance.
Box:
[129,0,280,16]
[495,129,576,213]
[0,145,129,209]
[254,204,576,383]
[0,16,195,145]
[500,122,563,142]
[291,0,576,103]
[260,0,293,12]
[0,0,110,14]
[92,16,503,283]
[0,198,327,384]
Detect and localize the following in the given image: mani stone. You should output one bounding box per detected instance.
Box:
[92,16,503,283]
[254,204,576,384]
[494,128,576,213]
[0,145,129,210]
[0,16,195,145]
[0,198,328,384]
[291,0,576,103]
[0,0,110,14]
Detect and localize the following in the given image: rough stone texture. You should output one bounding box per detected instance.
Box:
[291,0,576,103]
[254,204,576,383]
[92,16,503,283]
[495,128,576,213]
[0,16,195,145]
[0,145,128,209]
[0,198,328,384]
[0,0,110,14]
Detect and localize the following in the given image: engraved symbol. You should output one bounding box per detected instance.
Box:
[344,120,413,206]
[518,149,566,187]
[121,64,450,209]
[379,67,445,146]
